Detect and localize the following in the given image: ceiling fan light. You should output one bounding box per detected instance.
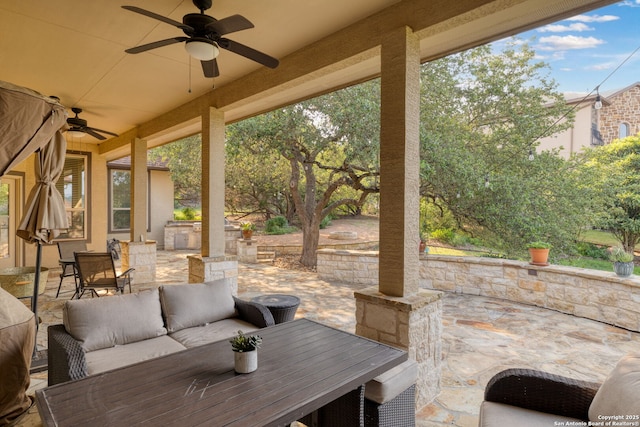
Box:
[67,129,86,139]
[185,40,219,61]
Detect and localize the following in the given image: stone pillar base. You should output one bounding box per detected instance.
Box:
[354,287,442,409]
[121,240,157,284]
[237,238,258,263]
[188,255,238,295]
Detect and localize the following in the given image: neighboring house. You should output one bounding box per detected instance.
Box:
[106,156,174,249]
[538,82,640,158]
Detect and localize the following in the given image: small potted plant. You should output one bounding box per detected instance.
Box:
[230,330,262,373]
[240,221,255,240]
[610,246,635,277]
[419,231,428,254]
[526,241,551,266]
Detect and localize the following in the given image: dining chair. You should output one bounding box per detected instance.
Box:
[74,252,134,298]
[55,240,87,298]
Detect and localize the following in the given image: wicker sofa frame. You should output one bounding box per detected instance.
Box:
[484,368,601,421]
[47,296,274,385]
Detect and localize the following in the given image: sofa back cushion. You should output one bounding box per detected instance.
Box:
[63,288,167,352]
[589,352,640,421]
[160,279,237,333]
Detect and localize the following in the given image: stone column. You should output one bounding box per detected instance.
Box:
[355,287,442,408]
[121,240,156,284]
[237,238,258,263]
[188,255,238,295]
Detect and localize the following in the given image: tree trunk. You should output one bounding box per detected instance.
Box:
[300,220,321,267]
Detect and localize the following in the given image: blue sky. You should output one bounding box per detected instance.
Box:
[511,0,640,96]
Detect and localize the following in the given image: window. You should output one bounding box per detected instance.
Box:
[56,153,89,240]
[110,169,131,231]
[619,123,630,139]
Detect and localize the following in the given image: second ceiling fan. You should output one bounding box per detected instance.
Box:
[122,0,279,78]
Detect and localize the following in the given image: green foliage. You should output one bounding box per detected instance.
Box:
[419,40,591,257]
[431,228,456,244]
[609,246,634,263]
[264,216,297,235]
[240,221,256,231]
[320,215,333,229]
[578,135,640,253]
[174,207,200,220]
[575,242,609,260]
[526,241,551,249]
[229,330,262,352]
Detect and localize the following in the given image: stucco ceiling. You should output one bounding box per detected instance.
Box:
[0,0,616,155]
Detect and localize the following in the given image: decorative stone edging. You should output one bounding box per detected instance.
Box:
[317,249,640,332]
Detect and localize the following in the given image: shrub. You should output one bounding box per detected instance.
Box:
[264,216,297,235]
[431,228,455,244]
[575,242,609,260]
[320,215,333,229]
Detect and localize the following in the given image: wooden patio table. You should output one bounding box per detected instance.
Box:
[35,318,407,426]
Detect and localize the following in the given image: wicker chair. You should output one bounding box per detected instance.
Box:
[480,355,640,427]
[74,252,134,298]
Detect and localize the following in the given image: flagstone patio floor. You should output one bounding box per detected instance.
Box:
[18,249,640,426]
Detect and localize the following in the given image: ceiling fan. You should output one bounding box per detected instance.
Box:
[122,0,279,78]
[66,108,118,140]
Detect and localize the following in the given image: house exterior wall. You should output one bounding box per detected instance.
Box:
[599,85,640,144]
[538,105,593,159]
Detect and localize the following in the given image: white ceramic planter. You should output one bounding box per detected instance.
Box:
[234,350,258,373]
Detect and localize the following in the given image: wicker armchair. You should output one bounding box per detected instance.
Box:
[482,368,601,422]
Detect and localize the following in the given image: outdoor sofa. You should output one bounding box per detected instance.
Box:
[47,278,275,385]
[479,353,640,426]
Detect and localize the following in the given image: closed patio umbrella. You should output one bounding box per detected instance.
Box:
[17,130,69,335]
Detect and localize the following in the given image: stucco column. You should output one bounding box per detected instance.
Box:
[189,107,238,286]
[130,137,148,242]
[379,26,421,297]
[201,107,226,257]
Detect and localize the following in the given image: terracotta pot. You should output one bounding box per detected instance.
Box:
[419,241,427,253]
[242,229,253,240]
[528,248,550,266]
[234,350,258,373]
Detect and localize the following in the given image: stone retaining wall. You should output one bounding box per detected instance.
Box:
[317,249,640,332]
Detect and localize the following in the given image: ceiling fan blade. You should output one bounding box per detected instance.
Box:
[201,59,220,78]
[125,37,188,54]
[218,39,279,69]
[122,6,193,31]
[87,127,119,138]
[205,14,254,36]
[84,128,107,141]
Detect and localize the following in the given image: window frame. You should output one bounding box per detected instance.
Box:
[107,166,151,233]
[55,151,91,242]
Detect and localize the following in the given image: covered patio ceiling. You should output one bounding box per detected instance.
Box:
[1,0,616,159]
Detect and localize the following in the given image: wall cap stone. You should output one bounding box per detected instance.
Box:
[354,286,442,311]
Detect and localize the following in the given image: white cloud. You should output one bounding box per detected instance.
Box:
[538,23,593,32]
[618,1,640,7]
[566,14,620,23]
[537,35,605,51]
[586,61,617,71]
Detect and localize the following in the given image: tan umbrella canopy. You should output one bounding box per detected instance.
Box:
[0,81,68,423]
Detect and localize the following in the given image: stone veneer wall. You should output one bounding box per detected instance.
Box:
[599,85,640,144]
[164,222,240,254]
[317,249,640,332]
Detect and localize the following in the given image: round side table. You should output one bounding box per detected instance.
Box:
[251,294,301,324]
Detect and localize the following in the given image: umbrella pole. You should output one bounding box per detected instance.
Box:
[32,241,41,356]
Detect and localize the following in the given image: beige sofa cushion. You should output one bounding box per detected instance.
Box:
[160,279,237,333]
[589,353,640,421]
[480,402,585,427]
[63,289,167,352]
[85,335,186,375]
[169,318,259,348]
[365,359,418,404]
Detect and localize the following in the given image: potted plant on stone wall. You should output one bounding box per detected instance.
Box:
[230,330,262,373]
[526,241,551,266]
[240,221,255,240]
[610,246,635,277]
